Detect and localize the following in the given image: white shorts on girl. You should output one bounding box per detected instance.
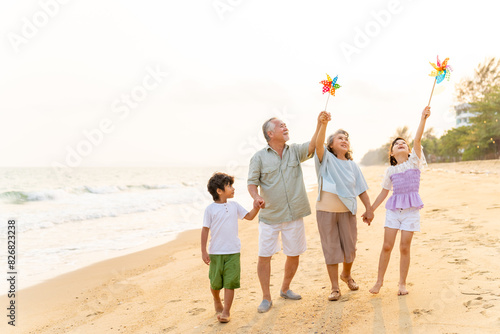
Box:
[258,219,307,257]
[385,208,420,232]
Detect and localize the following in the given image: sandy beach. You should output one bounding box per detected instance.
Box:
[2,161,500,334]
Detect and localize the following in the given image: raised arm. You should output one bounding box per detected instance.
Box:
[309,111,331,156]
[315,112,330,163]
[413,106,431,159]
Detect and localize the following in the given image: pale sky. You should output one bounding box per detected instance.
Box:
[1,0,500,167]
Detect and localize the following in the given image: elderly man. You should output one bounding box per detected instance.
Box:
[248,112,330,313]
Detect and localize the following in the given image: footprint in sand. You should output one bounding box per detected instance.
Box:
[188,308,206,315]
[447,258,468,265]
[412,309,433,316]
[162,326,177,332]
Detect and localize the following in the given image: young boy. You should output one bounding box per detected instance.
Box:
[201,172,260,323]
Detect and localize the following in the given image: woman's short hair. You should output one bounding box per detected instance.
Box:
[326,129,353,160]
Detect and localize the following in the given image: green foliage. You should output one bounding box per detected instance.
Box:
[455,57,500,103]
[360,81,500,163]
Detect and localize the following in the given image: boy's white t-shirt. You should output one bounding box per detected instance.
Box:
[203,201,248,254]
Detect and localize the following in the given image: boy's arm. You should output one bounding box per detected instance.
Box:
[244,204,260,221]
[414,106,431,159]
[371,188,390,212]
[201,227,210,265]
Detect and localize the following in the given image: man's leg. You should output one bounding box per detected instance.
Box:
[257,256,272,301]
[281,255,299,293]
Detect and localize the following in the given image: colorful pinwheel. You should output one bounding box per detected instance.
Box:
[429,56,453,84]
[427,56,452,106]
[320,74,341,96]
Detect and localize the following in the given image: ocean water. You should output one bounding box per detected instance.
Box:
[0,164,317,289]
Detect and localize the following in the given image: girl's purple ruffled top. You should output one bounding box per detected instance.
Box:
[385,169,423,210]
[382,148,426,210]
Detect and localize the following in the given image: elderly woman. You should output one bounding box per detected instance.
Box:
[314,113,373,301]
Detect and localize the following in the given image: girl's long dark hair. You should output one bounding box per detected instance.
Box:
[389,137,411,166]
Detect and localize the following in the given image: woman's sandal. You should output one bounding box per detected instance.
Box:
[340,275,359,291]
[328,289,341,301]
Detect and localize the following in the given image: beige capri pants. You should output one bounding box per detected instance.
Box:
[316,210,357,265]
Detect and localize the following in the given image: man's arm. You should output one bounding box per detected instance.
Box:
[248,184,265,209]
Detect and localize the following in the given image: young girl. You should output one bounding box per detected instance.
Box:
[369,106,430,296]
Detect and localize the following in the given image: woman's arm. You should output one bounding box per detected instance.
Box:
[315,112,330,163]
[309,111,331,156]
[413,106,431,159]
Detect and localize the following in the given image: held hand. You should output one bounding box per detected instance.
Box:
[318,111,331,125]
[361,210,374,226]
[202,251,210,265]
[254,196,265,209]
[422,106,431,119]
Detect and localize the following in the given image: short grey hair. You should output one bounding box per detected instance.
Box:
[262,117,277,142]
[326,129,353,160]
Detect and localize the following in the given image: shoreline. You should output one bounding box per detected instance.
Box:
[3,162,500,333]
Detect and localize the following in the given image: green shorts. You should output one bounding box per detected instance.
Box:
[208,253,240,290]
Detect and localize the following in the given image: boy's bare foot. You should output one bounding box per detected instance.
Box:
[369,282,383,294]
[398,284,409,296]
[217,313,230,323]
[214,299,223,314]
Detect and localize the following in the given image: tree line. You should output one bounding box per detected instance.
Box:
[361,57,500,165]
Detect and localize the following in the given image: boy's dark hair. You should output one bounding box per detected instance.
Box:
[207,172,234,201]
[389,137,411,166]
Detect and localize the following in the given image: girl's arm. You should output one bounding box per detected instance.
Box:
[371,188,390,212]
[201,227,210,265]
[309,111,331,157]
[359,191,374,225]
[413,106,431,159]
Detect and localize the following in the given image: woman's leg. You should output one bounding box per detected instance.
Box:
[398,230,414,295]
[369,227,398,294]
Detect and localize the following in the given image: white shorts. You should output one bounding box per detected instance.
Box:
[258,219,307,257]
[385,208,420,232]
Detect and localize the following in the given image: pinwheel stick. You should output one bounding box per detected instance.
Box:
[427,77,437,107]
[324,93,331,110]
